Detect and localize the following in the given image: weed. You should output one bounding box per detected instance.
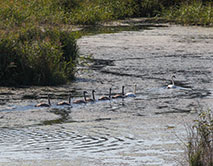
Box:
[186,110,213,166]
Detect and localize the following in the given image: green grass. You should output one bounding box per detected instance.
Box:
[0,26,78,86]
[163,1,213,26]
[0,0,65,30]
[0,0,185,27]
[61,0,141,24]
[1,0,212,28]
[0,0,78,86]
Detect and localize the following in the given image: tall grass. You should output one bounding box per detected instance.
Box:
[66,0,141,24]
[163,1,213,26]
[0,0,65,29]
[1,0,212,27]
[186,110,213,166]
[0,0,79,86]
[0,0,185,27]
[0,26,78,86]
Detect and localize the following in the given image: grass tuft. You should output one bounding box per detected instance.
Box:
[186,110,213,166]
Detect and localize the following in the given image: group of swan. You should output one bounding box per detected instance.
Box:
[35,85,137,107]
[35,75,177,107]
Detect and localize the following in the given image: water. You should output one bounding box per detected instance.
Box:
[0,20,213,166]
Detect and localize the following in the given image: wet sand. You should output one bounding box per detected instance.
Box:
[0,19,213,165]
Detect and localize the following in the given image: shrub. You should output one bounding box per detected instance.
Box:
[0,26,78,86]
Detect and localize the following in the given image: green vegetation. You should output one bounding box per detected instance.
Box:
[0,27,78,86]
[0,0,212,85]
[0,0,78,86]
[1,0,212,27]
[186,110,213,166]
[164,0,213,26]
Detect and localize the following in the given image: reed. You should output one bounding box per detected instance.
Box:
[186,110,213,166]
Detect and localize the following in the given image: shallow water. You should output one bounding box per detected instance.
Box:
[0,20,213,166]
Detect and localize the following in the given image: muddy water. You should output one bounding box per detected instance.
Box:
[0,20,213,166]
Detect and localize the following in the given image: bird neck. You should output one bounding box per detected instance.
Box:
[134,85,136,94]
[122,86,125,95]
[92,91,95,100]
[84,92,87,101]
[69,96,71,104]
[48,96,51,105]
[171,77,175,85]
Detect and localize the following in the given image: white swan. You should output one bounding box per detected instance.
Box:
[57,94,71,106]
[112,86,125,99]
[35,94,51,107]
[98,88,112,101]
[167,75,176,89]
[125,84,136,97]
[73,91,87,104]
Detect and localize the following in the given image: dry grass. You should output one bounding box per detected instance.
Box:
[186,110,213,166]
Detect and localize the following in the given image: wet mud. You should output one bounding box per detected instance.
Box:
[0,19,213,165]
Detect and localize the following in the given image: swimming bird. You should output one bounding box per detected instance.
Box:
[57,94,72,106]
[73,91,87,104]
[167,75,176,89]
[112,86,125,99]
[98,88,112,101]
[125,84,136,97]
[86,90,96,102]
[35,94,51,107]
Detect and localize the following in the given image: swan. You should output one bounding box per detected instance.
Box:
[73,91,87,104]
[167,75,176,89]
[86,90,96,102]
[125,84,136,97]
[57,94,71,106]
[98,88,112,101]
[35,94,51,107]
[112,86,125,99]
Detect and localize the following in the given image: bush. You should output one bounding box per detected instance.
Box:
[0,26,78,86]
[186,110,213,166]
